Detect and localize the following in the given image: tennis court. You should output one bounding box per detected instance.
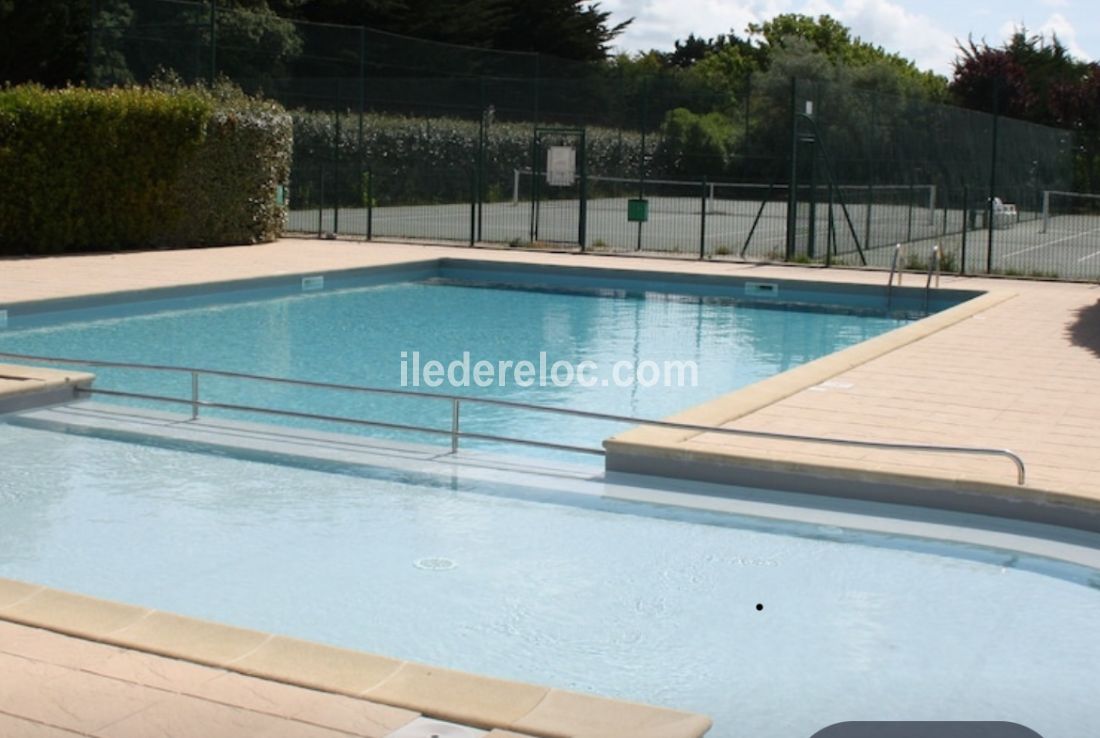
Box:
[288,182,1100,280]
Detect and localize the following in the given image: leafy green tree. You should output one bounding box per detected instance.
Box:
[654,107,734,176]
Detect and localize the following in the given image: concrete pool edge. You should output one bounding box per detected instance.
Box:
[606,289,1015,441]
[0,578,712,738]
[602,290,1058,511]
[0,363,94,414]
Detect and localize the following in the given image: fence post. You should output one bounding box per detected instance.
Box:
[578,130,588,251]
[469,168,476,247]
[358,25,366,236]
[636,77,648,252]
[864,183,873,252]
[960,185,968,274]
[987,79,1000,274]
[208,0,217,85]
[333,105,341,236]
[317,165,325,237]
[699,176,708,259]
[477,78,487,242]
[785,77,799,261]
[906,182,914,242]
[366,168,373,241]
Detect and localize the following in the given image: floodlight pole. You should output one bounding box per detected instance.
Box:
[987,77,1000,274]
[785,78,799,261]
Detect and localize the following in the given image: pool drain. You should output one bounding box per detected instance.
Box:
[414,557,457,571]
[384,717,486,737]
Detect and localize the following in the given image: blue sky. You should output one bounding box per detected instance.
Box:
[600,0,1097,76]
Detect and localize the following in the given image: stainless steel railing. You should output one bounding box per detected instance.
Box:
[0,351,1027,484]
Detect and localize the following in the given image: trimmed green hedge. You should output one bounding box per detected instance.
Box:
[0,84,292,254]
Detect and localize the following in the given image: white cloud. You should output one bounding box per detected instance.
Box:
[1037,13,1090,58]
[993,13,1089,59]
[603,0,1096,74]
[796,0,959,74]
[608,0,959,74]
[609,0,796,54]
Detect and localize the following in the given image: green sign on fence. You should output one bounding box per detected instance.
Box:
[627,198,649,223]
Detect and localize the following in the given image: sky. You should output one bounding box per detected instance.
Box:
[599,0,1098,76]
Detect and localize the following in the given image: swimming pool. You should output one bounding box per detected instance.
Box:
[0,422,1097,737]
[8,259,1080,736]
[0,260,973,457]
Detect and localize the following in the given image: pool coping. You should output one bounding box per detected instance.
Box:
[0,578,712,738]
[0,363,94,413]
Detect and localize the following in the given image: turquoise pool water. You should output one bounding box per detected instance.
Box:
[0,425,1097,738]
[0,264,915,455]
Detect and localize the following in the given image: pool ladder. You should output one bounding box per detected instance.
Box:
[886,243,941,313]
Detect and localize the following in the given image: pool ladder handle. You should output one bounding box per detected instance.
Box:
[923,244,941,314]
[886,243,941,314]
[0,350,1026,486]
[885,243,904,311]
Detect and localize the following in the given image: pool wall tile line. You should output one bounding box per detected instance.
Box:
[604,444,1100,535]
[0,579,712,738]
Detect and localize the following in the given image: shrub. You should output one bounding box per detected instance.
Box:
[289,110,649,208]
[0,83,291,254]
[156,80,292,246]
[652,107,735,177]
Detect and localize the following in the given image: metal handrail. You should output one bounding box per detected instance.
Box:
[0,351,1026,485]
[886,243,903,310]
[923,244,941,313]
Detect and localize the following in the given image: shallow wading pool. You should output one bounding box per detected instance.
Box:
[0,423,1098,738]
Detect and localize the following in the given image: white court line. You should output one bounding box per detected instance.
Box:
[1004,225,1100,257]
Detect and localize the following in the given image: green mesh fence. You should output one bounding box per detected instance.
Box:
[91,0,1098,280]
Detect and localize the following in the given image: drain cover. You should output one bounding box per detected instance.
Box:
[414,557,457,571]
[385,718,486,737]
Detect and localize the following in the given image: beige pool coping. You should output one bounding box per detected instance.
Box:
[0,579,710,738]
[2,238,1100,735]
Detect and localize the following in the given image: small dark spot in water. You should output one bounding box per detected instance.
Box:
[756,603,764,611]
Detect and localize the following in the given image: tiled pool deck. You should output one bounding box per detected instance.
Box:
[2,238,1099,736]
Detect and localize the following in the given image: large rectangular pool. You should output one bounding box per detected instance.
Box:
[0,260,975,455]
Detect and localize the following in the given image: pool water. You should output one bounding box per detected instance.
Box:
[0,269,908,455]
[0,425,1097,738]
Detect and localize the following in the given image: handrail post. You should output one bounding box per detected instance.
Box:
[450,398,460,453]
[190,371,199,420]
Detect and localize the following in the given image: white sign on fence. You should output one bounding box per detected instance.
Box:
[546,146,576,187]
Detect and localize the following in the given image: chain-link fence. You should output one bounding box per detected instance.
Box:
[90,0,1099,280]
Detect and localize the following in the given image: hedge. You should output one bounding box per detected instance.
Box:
[0,84,292,255]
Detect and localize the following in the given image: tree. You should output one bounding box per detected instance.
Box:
[654,107,734,176]
[0,0,93,85]
[292,0,629,61]
[487,0,629,62]
[951,30,1089,124]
